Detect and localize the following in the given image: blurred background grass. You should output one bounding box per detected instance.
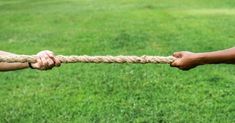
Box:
[0,0,235,122]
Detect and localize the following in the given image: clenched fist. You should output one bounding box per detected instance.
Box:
[170,51,202,70]
[30,50,61,70]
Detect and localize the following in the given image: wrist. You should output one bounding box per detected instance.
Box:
[194,53,207,65]
[28,63,35,69]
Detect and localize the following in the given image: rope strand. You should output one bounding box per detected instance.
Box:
[0,55,176,64]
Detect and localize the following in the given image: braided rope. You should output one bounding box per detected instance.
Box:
[0,55,176,64]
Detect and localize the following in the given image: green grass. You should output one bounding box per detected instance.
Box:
[0,0,235,122]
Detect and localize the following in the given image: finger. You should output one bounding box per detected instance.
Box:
[44,51,59,67]
[34,56,45,70]
[173,52,183,58]
[170,60,181,67]
[42,51,54,66]
[45,50,55,58]
[47,58,55,69]
[54,58,61,67]
[170,62,176,67]
[40,55,49,70]
[31,56,42,69]
[42,53,55,69]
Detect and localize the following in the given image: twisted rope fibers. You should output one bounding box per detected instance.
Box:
[0,55,176,64]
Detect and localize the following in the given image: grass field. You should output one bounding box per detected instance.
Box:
[0,0,235,122]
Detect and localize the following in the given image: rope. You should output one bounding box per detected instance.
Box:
[0,55,176,64]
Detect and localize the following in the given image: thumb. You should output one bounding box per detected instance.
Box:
[31,57,42,69]
[170,59,181,67]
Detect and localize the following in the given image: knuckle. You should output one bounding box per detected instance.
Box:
[49,62,54,67]
[46,50,54,54]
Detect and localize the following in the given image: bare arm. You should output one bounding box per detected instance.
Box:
[198,47,235,64]
[0,51,29,71]
[0,50,61,71]
[170,47,235,70]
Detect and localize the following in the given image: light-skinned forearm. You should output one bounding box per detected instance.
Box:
[0,51,29,71]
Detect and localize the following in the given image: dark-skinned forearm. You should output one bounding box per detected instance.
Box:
[196,47,235,65]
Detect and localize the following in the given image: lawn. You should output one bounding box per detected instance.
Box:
[0,0,235,122]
